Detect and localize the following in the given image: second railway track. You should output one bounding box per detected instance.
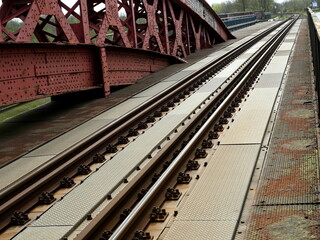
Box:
[1,15,298,239]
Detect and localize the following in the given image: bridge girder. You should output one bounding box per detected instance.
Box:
[0,0,233,106]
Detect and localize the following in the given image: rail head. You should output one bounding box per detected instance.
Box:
[74,15,298,240]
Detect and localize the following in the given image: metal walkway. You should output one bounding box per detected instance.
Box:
[164,20,303,240]
[12,22,284,240]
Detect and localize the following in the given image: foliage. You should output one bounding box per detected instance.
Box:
[212,0,317,14]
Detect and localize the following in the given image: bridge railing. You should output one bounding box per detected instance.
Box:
[307,8,320,115]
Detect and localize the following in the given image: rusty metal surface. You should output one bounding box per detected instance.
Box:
[0,22,271,168]
[245,205,319,240]
[0,0,233,106]
[242,19,320,239]
[0,44,178,106]
[0,0,232,50]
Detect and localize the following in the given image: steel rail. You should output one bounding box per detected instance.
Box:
[111,16,298,239]
[0,18,288,198]
[75,16,298,240]
[0,19,291,231]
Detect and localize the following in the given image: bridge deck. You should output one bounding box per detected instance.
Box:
[1,19,320,240]
[239,18,320,240]
[162,20,320,239]
[0,22,271,167]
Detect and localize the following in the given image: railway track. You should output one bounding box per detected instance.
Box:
[0,16,298,239]
[73,15,299,240]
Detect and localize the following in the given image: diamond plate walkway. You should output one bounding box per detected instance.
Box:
[237,19,320,240]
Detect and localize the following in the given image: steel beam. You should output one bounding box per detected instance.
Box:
[0,0,233,106]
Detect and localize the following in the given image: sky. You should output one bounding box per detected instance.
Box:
[208,0,285,4]
[0,0,286,9]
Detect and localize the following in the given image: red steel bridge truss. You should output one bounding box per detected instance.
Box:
[0,0,233,106]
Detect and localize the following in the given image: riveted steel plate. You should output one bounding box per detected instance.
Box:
[175,145,260,221]
[255,73,284,88]
[13,226,73,240]
[93,97,150,120]
[162,71,194,82]
[133,82,176,98]
[0,155,54,191]
[164,220,236,240]
[221,88,278,144]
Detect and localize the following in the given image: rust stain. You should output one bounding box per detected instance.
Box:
[248,207,320,240]
[257,157,317,202]
[243,19,320,240]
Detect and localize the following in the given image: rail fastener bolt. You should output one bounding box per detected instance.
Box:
[77,164,92,175]
[177,172,192,184]
[10,211,30,225]
[132,230,152,240]
[105,144,118,153]
[150,207,168,222]
[195,148,208,158]
[128,128,139,137]
[137,122,148,129]
[165,188,182,200]
[38,192,56,204]
[208,131,219,139]
[186,159,200,170]
[60,176,75,188]
[118,136,130,144]
[202,139,213,148]
[93,153,106,163]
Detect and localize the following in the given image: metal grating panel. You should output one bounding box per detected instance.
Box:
[264,56,290,73]
[162,71,194,82]
[0,155,54,191]
[25,119,114,157]
[175,145,260,221]
[183,62,209,71]
[278,42,294,51]
[196,77,227,93]
[133,82,176,98]
[217,59,247,78]
[164,220,236,240]
[13,226,73,240]
[274,50,291,56]
[170,93,212,115]
[94,97,150,120]
[221,88,278,145]
[255,73,284,88]
[21,70,231,233]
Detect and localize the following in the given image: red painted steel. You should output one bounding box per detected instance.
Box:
[0,0,233,106]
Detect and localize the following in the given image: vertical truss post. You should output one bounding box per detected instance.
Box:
[99,47,110,96]
[80,0,91,43]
